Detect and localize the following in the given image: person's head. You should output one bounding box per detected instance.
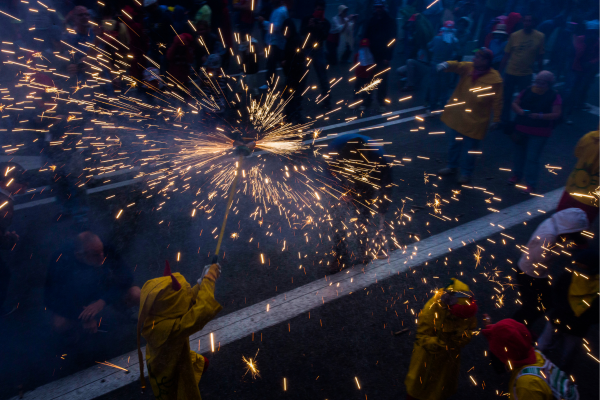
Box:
[204,54,222,73]
[314,0,326,15]
[552,208,590,247]
[373,0,386,18]
[440,278,478,319]
[71,6,91,33]
[492,23,507,40]
[522,14,533,32]
[0,162,26,194]
[532,70,554,93]
[197,20,210,36]
[473,48,493,70]
[338,4,348,17]
[75,232,105,267]
[456,16,470,32]
[483,319,537,369]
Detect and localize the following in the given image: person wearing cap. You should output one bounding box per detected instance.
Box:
[137,261,222,399]
[482,318,553,400]
[500,14,545,124]
[257,0,289,90]
[436,48,503,184]
[556,129,599,223]
[404,278,478,400]
[426,21,460,112]
[44,232,141,335]
[489,23,508,69]
[364,1,397,112]
[512,208,590,331]
[0,163,25,317]
[537,249,599,372]
[327,5,355,65]
[508,70,562,194]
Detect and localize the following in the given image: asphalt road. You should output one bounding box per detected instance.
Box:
[0,44,598,400]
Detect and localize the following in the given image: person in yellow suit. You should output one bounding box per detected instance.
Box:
[404,278,478,400]
[482,318,554,400]
[556,129,599,223]
[436,48,503,184]
[137,260,222,400]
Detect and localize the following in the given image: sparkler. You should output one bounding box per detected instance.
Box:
[242,349,261,379]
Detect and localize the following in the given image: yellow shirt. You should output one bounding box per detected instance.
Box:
[565,130,599,207]
[509,351,553,400]
[505,29,545,76]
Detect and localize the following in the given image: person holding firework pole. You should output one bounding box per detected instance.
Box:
[137,260,222,399]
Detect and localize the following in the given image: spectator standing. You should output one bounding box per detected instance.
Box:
[512,208,589,330]
[63,6,98,82]
[257,0,289,89]
[556,129,599,223]
[427,21,460,112]
[166,33,195,89]
[489,23,508,70]
[564,20,599,124]
[455,16,472,61]
[397,13,433,92]
[477,0,507,45]
[537,250,599,372]
[301,0,332,109]
[339,6,355,63]
[0,163,24,317]
[404,279,478,400]
[437,49,503,183]
[509,71,562,193]
[239,37,259,95]
[44,232,141,335]
[352,38,376,111]
[364,1,396,111]
[327,5,354,66]
[233,0,254,36]
[500,14,545,124]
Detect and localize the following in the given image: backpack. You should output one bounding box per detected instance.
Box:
[513,351,579,400]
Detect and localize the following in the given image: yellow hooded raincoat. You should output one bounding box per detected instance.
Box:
[441,61,503,140]
[405,279,477,400]
[565,130,599,207]
[137,270,222,400]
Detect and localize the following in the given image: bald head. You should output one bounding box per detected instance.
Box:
[75,232,104,266]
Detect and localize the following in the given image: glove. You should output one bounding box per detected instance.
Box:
[436,62,448,72]
[198,263,221,283]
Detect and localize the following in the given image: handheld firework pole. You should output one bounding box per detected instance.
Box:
[213,144,253,260]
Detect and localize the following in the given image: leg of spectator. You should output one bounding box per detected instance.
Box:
[405,59,418,89]
[512,131,528,181]
[524,135,548,189]
[313,48,331,107]
[376,65,389,106]
[0,257,10,312]
[502,74,517,123]
[460,135,480,177]
[446,128,462,170]
[560,333,580,373]
[536,321,557,351]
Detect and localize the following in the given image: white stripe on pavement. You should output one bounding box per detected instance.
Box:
[12,187,564,400]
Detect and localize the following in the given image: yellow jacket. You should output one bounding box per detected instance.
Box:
[138,271,222,400]
[509,351,553,400]
[565,130,599,207]
[404,280,477,400]
[441,61,503,140]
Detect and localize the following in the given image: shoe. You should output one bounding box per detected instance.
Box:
[377,106,386,113]
[258,84,268,91]
[523,185,534,194]
[437,167,457,176]
[508,176,519,185]
[457,175,471,184]
[358,105,366,112]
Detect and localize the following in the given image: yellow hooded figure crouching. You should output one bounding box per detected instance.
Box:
[404,278,478,400]
[137,261,223,400]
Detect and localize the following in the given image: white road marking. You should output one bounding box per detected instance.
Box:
[12,187,564,400]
